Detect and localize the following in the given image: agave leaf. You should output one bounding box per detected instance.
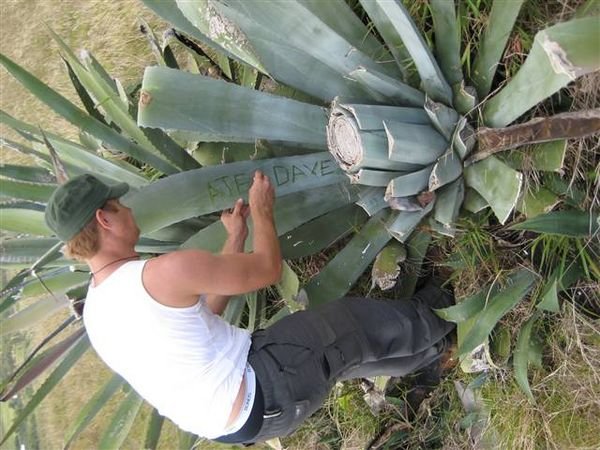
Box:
[98,388,144,449]
[127,152,346,234]
[510,210,599,237]
[0,334,89,446]
[192,142,265,166]
[356,186,388,216]
[0,321,82,399]
[429,149,462,191]
[0,164,55,183]
[575,0,600,17]
[464,156,522,224]
[516,186,560,218]
[452,81,478,115]
[484,17,600,127]
[49,29,198,173]
[460,269,537,356]
[0,178,55,203]
[281,205,367,259]
[513,312,540,402]
[298,0,390,62]
[537,278,560,313]
[385,165,433,199]
[349,169,409,187]
[0,135,52,167]
[0,295,69,337]
[451,116,476,160]
[0,53,178,175]
[424,97,460,141]
[63,373,125,449]
[472,0,525,98]
[0,205,51,236]
[430,0,463,87]
[434,178,464,229]
[0,238,63,267]
[372,241,406,290]
[276,262,304,312]
[543,173,586,207]
[182,183,357,252]
[348,66,425,107]
[143,407,165,450]
[385,121,447,165]
[222,295,246,326]
[40,129,70,184]
[463,188,488,213]
[386,202,434,243]
[303,210,392,307]
[500,140,567,172]
[177,429,198,450]
[215,0,401,80]
[340,103,430,130]
[435,289,487,323]
[360,0,453,105]
[21,269,89,298]
[139,18,179,69]
[397,230,431,299]
[1,114,148,188]
[139,66,327,148]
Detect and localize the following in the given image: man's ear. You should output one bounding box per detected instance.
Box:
[95,208,111,231]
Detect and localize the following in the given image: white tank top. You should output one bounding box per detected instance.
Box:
[83,260,252,438]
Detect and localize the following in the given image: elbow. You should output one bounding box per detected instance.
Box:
[265,258,283,286]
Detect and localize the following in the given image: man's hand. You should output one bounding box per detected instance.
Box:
[221,198,250,244]
[249,170,275,219]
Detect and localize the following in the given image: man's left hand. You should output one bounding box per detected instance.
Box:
[221,198,250,243]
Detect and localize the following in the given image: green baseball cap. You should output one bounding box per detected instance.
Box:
[44,174,129,242]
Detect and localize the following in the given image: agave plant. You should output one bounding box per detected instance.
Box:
[1,0,599,447]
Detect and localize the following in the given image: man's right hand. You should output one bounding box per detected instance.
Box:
[249,170,275,218]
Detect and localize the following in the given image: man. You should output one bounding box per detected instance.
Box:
[45,172,454,445]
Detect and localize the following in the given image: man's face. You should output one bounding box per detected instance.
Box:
[103,199,140,243]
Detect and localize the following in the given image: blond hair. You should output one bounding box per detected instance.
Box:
[63,201,118,261]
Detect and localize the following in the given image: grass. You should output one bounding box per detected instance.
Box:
[1,0,599,449]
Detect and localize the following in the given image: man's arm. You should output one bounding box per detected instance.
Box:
[204,216,246,315]
[142,171,282,310]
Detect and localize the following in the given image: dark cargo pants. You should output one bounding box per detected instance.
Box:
[244,283,455,444]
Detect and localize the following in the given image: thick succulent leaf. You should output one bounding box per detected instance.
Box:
[49,29,198,172]
[98,388,144,449]
[359,0,453,105]
[434,177,464,229]
[424,97,460,141]
[139,66,327,148]
[513,312,540,402]
[537,278,560,313]
[484,17,600,127]
[0,295,69,336]
[143,408,165,450]
[397,230,431,299]
[216,0,401,80]
[451,116,476,160]
[459,269,538,356]
[63,373,125,449]
[385,165,433,198]
[430,0,463,86]
[0,164,55,183]
[435,289,488,323]
[463,188,488,213]
[298,0,389,61]
[500,140,567,172]
[303,210,392,307]
[0,205,51,236]
[340,103,430,131]
[385,121,447,164]
[536,262,584,312]
[510,210,599,237]
[429,149,462,191]
[464,156,522,224]
[356,187,388,216]
[0,178,55,203]
[127,152,346,233]
[0,334,89,446]
[0,135,52,167]
[543,172,586,207]
[372,241,406,290]
[276,262,304,312]
[472,0,525,98]
[280,205,367,259]
[452,81,478,115]
[349,169,409,187]
[386,202,434,243]
[0,321,82,399]
[0,53,178,175]
[1,114,148,187]
[516,186,560,218]
[0,238,65,269]
[21,269,89,298]
[348,67,425,106]
[182,183,358,252]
